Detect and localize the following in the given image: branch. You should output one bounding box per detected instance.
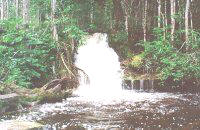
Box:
[177,41,186,52]
[60,53,75,77]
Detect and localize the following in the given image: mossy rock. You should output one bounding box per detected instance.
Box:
[32,88,72,104]
[0,83,13,94]
[0,93,20,114]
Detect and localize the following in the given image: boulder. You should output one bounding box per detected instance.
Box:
[0,93,20,115]
[0,93,19,102]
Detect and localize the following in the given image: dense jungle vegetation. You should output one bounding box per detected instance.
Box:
[0,0,200,91]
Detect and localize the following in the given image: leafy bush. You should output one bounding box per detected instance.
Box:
[142,28,200,84]
[0,85,5,94]
[0,18,56,88]
[110,30,128,43]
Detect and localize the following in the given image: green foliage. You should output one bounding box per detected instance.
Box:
[143,28,200,83]
[0,18,56,88]
[0,85,5,94]
[0,100,6,110]
[111,31,128,43]
[130,54,144,68]
[0,0,87,88]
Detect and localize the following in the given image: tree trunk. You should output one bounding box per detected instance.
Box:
[22,0,29,25]
[90,0,94,24]
[5,0,8,19]
[15,0,19,18]
[157,0,161,28]
[51,0,58,41]
[164,0,168,28]
[190,0,193,30]
[185,0,190,49]
[170,0,176,42]
[190,12,193,30]
[51,0,58,78]
[0,0,4,20]
[121,0,129,36]
[143,0,147,42]
[163,0,168,40]
[113,0,124,31]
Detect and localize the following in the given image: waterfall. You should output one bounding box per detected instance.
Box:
[140,80,144,91]
[73,33,173,103]
[74,33,122,99]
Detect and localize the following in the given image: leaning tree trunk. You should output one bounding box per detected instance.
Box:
[185,0,190,50]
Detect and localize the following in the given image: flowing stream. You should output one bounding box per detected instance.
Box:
[1,33,200,129]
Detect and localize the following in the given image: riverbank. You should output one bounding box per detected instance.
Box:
[121,58,200,93]
[1,67,199,116]
[0,82,73,116]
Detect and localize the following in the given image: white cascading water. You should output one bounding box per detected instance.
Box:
[74,33,122,99]
[73,33,177,103]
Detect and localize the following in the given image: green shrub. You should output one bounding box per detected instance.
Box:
[0,18,56,88]
[142,28,200,84]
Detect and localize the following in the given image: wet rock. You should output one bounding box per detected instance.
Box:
[48,84,62,93]
[122,80,132,90]
[0,93,19,102]
[33,88,73,104]
[33,76,78,104]
[122,79,156,92]
[42,76,78,92]
[0,120,43,130]
[0,93,20,115]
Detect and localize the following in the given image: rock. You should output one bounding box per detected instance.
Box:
[0,93,19,101]
[42,79,61,90]
[30,76,78,104]
[48,84,62,93]
[122,79,157,92]
[0,120,43,130]
[0,93,20,115]
[42,76,78,93]
[36,89,72,104]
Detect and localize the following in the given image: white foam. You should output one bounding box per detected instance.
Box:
[74,33,122,99]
